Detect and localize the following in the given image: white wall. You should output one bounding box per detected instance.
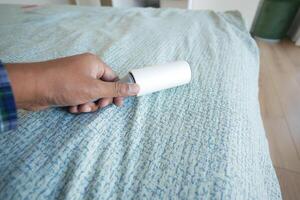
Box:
[75,0,100,6]
[0,0,103,6]
[288,9,300,45]
[0,0,74,4]
[160,0,188,9]
[191,0,261,30]
[110,0,144,7]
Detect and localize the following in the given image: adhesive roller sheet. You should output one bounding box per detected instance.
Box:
[119,61,192,96]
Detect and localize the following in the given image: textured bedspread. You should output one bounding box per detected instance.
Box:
[0,4,281,200]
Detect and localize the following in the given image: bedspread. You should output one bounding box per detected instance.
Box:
[0,4,281,200]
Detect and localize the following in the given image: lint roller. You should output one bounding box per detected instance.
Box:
[119,61,191,96]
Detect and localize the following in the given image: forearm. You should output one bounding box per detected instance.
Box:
[5,63,47,110]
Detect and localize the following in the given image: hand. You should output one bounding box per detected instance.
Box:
[5,53,140,113]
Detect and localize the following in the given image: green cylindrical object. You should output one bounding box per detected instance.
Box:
[252,0,300,40]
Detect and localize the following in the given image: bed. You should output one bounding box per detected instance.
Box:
[0,4,281,200]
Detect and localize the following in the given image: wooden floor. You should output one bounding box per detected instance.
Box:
[258,39,300,200]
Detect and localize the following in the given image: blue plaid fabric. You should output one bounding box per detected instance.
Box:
[0,61,17,132]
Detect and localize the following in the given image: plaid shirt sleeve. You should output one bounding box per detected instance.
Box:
[0,61,17,133]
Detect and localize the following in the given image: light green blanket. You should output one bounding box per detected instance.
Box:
[0,4,281,200]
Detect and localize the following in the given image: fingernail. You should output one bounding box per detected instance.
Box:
[128,84,140,94]
[83,106,92,112]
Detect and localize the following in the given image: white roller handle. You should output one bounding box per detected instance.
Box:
[119,61,192,96]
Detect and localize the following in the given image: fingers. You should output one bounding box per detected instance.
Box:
[79,103,98,112]
[99,62,118,81]
[92,55,139,97]
[94,57,118,81]
[66,54,135,114]
[98,97,125,108]
[97,97,113,108]
[68,97,125,114]
[68,98,116,114]
[69,106,78,113]
[113,97,124,107]
[94,59,129,104]
[96,63,126,106]
[69,102,98,114]
[95,81,140,98]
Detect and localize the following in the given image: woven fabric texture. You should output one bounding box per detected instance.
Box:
[0,4,281,200]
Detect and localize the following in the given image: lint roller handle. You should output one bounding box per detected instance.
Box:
[119,61,191,96]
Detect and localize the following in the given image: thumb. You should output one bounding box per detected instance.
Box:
[95,81,140,98]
